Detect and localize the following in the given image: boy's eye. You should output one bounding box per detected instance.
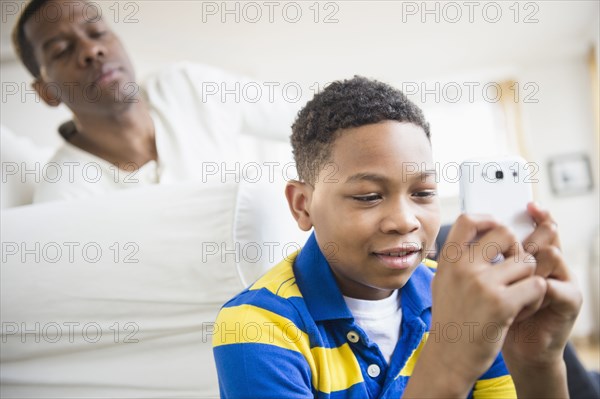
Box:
[352,194,382,202]
[413,190,437,198]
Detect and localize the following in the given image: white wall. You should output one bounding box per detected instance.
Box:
[519,57,599,337]
[2,1,598,144]
[1,0,599,336]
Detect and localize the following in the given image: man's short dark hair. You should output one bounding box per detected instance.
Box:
[291,76,431,184]
[12,0,53,78]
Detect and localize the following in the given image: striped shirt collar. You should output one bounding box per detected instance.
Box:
[293,232,433,323]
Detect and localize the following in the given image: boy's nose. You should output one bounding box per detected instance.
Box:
[379,202,420,234]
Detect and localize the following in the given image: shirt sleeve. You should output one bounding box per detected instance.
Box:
[212,293,314,398]
[236,81,304,142]
[471,352,517,399]
[158,62,302,143]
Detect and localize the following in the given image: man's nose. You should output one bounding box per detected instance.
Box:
[78,38,105,66]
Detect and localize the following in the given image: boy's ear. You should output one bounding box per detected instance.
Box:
[285,181,313,232]
[32,79,62,107]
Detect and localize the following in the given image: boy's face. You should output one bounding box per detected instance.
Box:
[288,121,440,300]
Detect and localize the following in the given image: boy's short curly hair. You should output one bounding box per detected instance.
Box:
[291,76,431,184]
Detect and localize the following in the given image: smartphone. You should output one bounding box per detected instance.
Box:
[459,156,535,243]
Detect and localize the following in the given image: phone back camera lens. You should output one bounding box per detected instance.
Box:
[495,170,504,179]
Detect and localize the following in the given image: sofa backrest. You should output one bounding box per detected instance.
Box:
[1,166,309,397]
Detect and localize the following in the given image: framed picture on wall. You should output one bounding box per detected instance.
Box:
[548,153,594,196]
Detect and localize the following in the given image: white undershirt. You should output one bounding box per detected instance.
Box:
[343,290,402,364]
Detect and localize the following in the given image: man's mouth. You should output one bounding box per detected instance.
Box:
[94,65,121,85]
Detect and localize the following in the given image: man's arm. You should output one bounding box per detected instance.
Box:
[236,83,304,142]
[164,62,302,142]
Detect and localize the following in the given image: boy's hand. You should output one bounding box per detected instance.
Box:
[501,203,582,397]
[412,214,547,396]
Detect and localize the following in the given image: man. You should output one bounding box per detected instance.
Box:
[13,0,297,202]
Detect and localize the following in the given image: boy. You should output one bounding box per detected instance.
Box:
[212,77,581,398]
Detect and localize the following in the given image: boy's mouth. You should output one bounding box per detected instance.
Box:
[375,250,418,257]
[372,246,422,270]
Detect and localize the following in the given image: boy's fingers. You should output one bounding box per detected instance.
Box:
[504,276,547,316]
[526,202,551,224]
[445,214,498,248]
[513,295,546,323]
[474,226,522,265]
[443,215,529,267]
[522,220,560,253]
[440,214,498,265]
[525,203,561,248]
[489,256,536,285]
[545,279,583,316]
[532,245,569,280]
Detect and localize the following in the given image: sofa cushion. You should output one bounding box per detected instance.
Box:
[1,179,240,397]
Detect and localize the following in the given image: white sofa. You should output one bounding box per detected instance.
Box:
[0,126,309,398]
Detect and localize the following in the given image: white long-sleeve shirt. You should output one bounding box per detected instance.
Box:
[34,62,300,203]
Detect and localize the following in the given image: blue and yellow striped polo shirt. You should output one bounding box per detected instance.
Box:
[213,233,516,398]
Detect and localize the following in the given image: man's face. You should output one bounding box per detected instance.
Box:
[306,121,441,300]
[24,0,136,114]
